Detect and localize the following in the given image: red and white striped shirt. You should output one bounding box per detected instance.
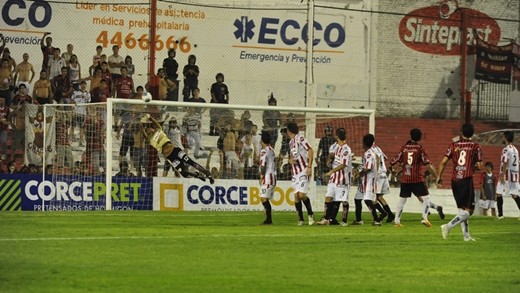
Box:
[500,144,519,182]
[362,148,377,194]
[390,141,432,183]
[329,142,352,186]
[260,145,277,185]
[289,133,312,175]
[443,139,482,181]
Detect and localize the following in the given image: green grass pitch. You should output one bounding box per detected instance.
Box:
[1,211,519,292]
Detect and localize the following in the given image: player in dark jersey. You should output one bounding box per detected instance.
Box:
[390,128,444,227]
[437,123,483,241]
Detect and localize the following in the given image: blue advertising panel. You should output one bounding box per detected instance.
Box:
[0,174,153,211]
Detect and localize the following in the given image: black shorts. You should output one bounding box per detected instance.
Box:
[399,182,429,198]
[451,178,475,210]
[165,147,192,171]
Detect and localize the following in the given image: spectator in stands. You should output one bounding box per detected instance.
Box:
[0,96,10,161]
[84,107,105,175]
[163,49,179,101]
[262,93,280,148]
[163,117,182,177]
[6,160,17,174]
[90,79,109,103]
[1,48,16,72]
[33,71,53,105]
[0,58,13,106]
[113,67,134,99]
[131,116,146,177]
[54,110,74,171]
[239,110,253,138]
[205,149,221,180]
[99,61,112,95]
[14,53,35,94]
[222,122,243,179]
[187,87,206,115]
[90,45,103,76]
[10,84,32,161]
[61,44,75,66]
[40,32,54,72]
[182,54,199,101]
[71,81,90,147]
[68,54,81,90]
[124,55,135,78]
[115,160,135,177]
[241,131,257,179]
[115,91,135,164]
[209,73,229,136]
[149,68,174,101]
[108,45,124,82]
[51,67,73,103]
[183,107,208,159]
[81,68,103,92]
[47,48,65,80]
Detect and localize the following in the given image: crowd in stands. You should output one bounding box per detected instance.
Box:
[0,32,304,179]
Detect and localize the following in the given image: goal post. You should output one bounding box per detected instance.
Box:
[41,99,374,211]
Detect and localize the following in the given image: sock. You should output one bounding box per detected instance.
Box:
[514,197,520,210]
[295,201,304,221]
[497,197,503,217]
[395,197,407,224]
[421,196,431,221]
[429,201,438,209]
[383,204,394,217]
[262,201,272,222]
[302,198,314,216]
[330,201,341,221]
[355,199,363,222]
[364,200,379,222]
[324,201,333,220]
[342,203,349,223]
[447,210,469,231]
[461,219,470,239]
[374,202,386,219]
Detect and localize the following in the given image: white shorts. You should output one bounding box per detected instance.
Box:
[260,184,275,199]
[479,199,496,209]
[376,176,390,195]
[292,171,309,195]
[496,180,520,197]
[355,189,364,200]
[326,183,349,202]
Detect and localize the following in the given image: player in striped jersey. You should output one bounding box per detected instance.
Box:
[287,122,315,225]
[317,128,352,225]
[495,131,520,219]
[359,134,388,226]
[371,143,395,223]
[437,123,483,241]
[390,128,444,227]
[259,132,277,225]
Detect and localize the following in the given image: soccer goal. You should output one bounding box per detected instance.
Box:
[40,100,374,211]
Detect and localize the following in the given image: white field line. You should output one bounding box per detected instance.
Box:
[0,231,516,242]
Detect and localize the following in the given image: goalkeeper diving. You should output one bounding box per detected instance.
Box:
[142,114,215,184]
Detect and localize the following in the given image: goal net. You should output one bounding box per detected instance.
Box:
[39,99,374,211]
